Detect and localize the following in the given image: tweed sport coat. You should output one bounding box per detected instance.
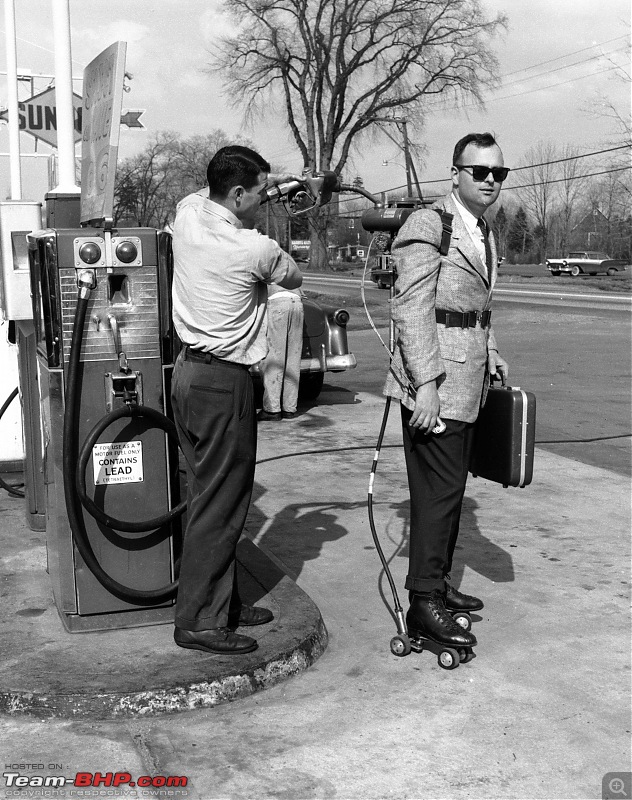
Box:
[383,193,500,423]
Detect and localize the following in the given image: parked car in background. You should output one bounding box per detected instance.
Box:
[546,252,629,277]
[370,252,394,289]
[251,296,356,400]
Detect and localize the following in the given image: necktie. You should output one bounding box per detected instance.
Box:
[477,218,492,274]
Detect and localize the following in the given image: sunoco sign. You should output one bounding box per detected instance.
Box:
[0,87,84,148]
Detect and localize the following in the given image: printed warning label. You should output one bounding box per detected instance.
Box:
[92,440,144,485]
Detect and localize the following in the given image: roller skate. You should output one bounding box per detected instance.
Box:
[444,582,484,632]
[390,589,477,669]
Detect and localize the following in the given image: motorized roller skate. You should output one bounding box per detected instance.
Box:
[444,582,484,632]
[389,589,477,670]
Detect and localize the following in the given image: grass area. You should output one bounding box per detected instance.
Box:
[497,273,632,293]
[316,262,632,294]
[304,265,631,332]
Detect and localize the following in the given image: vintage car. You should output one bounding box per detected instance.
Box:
[546,252,629,277]
[370,252,394,289]
[251,295,356,400]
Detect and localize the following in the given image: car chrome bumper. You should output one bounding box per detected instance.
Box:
[300,353,357,373]
[250,352,357,376]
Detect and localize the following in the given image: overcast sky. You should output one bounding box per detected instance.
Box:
[0,0,629,203]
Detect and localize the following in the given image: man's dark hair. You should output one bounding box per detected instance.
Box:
[207,146,271,197]
[452,132,499,165]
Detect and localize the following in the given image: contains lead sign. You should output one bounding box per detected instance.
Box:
[92,440,144,485]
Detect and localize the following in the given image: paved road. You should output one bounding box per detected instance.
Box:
[308,276,631,477]
[303,273,632,312]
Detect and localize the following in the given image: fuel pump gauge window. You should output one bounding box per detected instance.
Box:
[115,240,138,264]
[112,237,142,267]
[78,241,102,264]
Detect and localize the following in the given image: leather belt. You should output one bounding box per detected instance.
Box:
[182,347,249,369]
[436,309,492,329]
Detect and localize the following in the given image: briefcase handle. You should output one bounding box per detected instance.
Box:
[489,370,507,388]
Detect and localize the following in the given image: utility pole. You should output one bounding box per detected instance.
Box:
[399,119,414,198]
[370,116,421,200]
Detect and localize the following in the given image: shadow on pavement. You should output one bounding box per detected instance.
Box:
[374,495,515,623]
[247,481,363,583]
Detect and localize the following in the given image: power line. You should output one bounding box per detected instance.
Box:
[500,35,629,79]
[498,45,629,92]
[336,143,632,205]
[504,165,631,190]
[511,144,632,172]
[339,163,631,214]
[425,63,624,112]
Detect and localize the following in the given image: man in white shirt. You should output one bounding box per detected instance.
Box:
[171,145,302,655]
[383,132,510,654]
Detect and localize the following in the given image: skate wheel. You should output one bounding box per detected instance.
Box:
[452,612,472,631]
[438,648,460,670]
[390,635,411,657]
[460,649,475,664]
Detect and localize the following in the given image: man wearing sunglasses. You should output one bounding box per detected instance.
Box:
[384,131,510,655]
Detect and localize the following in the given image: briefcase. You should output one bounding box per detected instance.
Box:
[470,375,536,488]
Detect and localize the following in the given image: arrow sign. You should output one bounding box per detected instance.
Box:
[120,110,145,129]
[0,98,145,143]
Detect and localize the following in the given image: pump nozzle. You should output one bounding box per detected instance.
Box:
[262,170,342,216]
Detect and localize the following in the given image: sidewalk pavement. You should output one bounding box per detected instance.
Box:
[0,332,630,799]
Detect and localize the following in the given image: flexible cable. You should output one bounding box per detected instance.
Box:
[0,387,25,498]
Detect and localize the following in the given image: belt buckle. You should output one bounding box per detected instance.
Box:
[475,311,483,327]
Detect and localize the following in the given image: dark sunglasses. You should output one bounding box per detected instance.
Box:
[456,165,511,183]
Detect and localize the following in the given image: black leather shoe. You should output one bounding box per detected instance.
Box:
[282,411,297,419]
[257,409,282,421]
[445,583,484,612]
[228,604,274,628]
[174,627,258,654]
[406,591,477,648]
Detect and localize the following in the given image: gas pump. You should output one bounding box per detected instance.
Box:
[0,200,46,531]
[28,224,186,632]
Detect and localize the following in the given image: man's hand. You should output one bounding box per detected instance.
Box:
[409,380,440,431]
[268,172,303,187]
[488,350,509,382]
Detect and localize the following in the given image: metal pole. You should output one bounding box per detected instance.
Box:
[3,0,22,199]
[51,0,79,193]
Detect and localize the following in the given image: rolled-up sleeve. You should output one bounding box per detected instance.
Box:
[250,235,298,285]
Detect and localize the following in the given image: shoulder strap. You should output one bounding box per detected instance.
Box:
[433,209,453,256]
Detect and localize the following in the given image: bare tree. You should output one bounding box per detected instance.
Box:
[516,141,558,261]
[114,130,253,228]
[554,145,586,255]
[211,0,506,266]
[584,168,632,258]
[114,132,184,228]
[584,33,631,147]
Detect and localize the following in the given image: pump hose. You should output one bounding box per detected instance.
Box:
[367,396,406,633]
[63,288,181,603]
[76,405,187,533]
[0,388,26,498]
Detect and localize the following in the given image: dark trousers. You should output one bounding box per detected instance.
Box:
[401,406,475,594]
[171,350,256,630]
